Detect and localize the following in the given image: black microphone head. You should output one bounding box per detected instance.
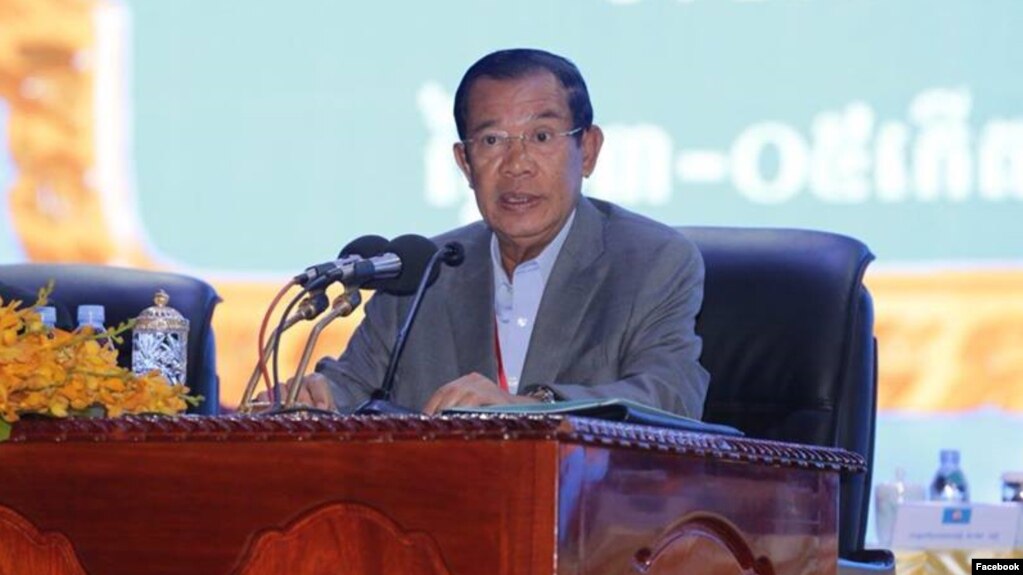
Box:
[339,234,389,258]
[369,234,439,295]
[441,241,465,267]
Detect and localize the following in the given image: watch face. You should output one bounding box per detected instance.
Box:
[530,387,556,404]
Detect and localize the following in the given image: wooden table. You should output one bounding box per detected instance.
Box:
[0,413,863,574]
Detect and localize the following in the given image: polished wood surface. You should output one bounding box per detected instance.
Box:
[0,413,862,575]
[234,502,452,575]
[627,514,776,575]
[0,506,88,575]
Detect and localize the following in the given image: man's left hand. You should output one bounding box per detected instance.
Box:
[422,372,539,415]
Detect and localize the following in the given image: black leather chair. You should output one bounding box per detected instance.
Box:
[0,264,221,415]
[681,226,892,570]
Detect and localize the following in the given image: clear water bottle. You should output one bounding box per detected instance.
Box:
[930,449,969,502]
[76,304,115,350]
[874,467,926,546]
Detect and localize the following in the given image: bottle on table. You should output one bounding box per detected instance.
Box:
[874,467,926,546]
[1002,472,1023,503]
[75,304,115,351]
[929,449,969,502]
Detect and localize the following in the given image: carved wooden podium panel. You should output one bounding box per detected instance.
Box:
[235,502,452,575]
[0,414,862,575]
[0,505,88,575]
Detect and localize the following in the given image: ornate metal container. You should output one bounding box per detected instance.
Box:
[132,290,189,386]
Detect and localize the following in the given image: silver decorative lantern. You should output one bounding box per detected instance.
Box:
[132,290,189,386]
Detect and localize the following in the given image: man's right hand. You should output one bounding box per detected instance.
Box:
[254,372,335,411]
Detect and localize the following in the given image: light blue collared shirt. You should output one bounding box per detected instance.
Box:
[491,209,576,394]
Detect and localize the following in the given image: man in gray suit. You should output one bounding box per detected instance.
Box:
[302,48,710,418]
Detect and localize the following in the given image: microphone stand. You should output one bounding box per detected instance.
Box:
[354,243,462,415]
[238,291,329,413]
[282,286,362,409]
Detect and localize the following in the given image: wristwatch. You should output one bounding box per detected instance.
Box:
[527,385,558,404]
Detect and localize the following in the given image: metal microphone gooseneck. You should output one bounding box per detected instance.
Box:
[354,241,464,415]
[282,286,363,409]
[239,290,329,413]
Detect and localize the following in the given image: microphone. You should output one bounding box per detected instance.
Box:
[296,254,398,290]
[367,234,440,295]
[241,233,441,413]
[293,234,389,287]
[297,234,440,293]
[354,240,465,415]
[251,235,388,411]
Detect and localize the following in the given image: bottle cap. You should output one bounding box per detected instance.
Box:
[939,449,961,465]
[77,304,106,326]
[36,306,57,327]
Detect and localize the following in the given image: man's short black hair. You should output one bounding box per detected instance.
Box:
[453,48,593,140]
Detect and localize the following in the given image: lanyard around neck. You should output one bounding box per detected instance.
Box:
[493,318,509,392]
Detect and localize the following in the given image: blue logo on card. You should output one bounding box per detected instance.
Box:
[941,507,971,524]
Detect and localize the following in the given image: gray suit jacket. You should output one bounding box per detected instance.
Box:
[316,197,710,418]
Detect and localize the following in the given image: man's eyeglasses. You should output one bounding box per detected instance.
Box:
[461,126,583,159]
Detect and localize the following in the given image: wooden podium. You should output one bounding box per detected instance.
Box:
[0,414,862,575]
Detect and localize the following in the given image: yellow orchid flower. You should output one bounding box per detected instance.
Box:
[0,283,197,423]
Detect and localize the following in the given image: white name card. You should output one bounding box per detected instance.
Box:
[891,502,1022,550]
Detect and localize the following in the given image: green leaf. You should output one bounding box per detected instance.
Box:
[0,420,10,442]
